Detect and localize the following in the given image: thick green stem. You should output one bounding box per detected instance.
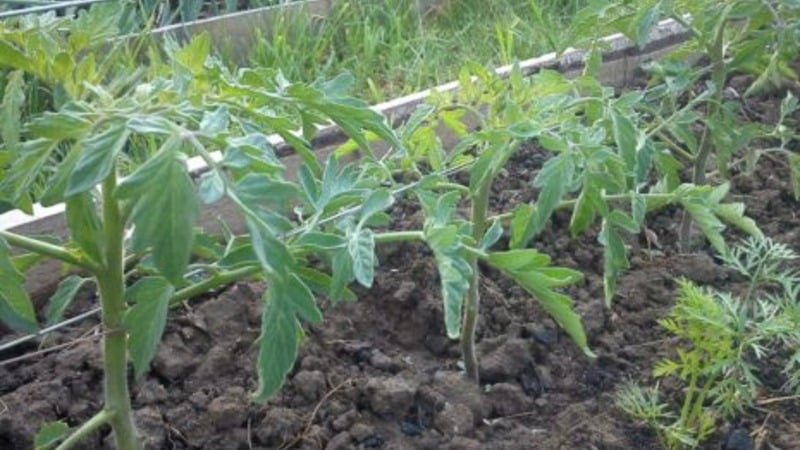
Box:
[679,13,728,252]
[98,172,142,450]
[0,230,98,272]
[461,182,491,383]
[54,409,114,450]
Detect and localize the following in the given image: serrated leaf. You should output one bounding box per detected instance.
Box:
[0,237,37,333]
[28,111,92,140]
[569,183,598,236]
[126,152,199,284]
[0,138,58,212]
[198,170,225,204]
[126,115,174,135]
[1,70,25,154]
[487,249,551,271]
[295,266,356,303]
[487,252,591,356]
[713,203,762,239]
[66,123,130,196]
[45,275,88,325]
[598,221,628,307]
[517,153,574,247]
[123,277,173,379]
[253,292,298,403]
[479,219,503,250]
[39,142,83,206]
[247,217,293,277]
[358,189,394,227]
[610,107,637,173]
[432,248,471,339]
[348,228,375,288]
[509,203,535,249]
[65,193,103,263]
[34,421,69,449]
[285,273,323,324]
[683,201,726,255]
[199,106,229,135]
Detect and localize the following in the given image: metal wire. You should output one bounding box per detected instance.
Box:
[0,0,111,20]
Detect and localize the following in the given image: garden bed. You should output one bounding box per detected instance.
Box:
[1,80,798,450]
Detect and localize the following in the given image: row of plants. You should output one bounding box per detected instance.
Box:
[0,0,798,449]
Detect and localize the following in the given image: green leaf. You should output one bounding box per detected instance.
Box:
[199,106,229,135]
[28,111,92,140]
[1,70,25,155]
[610,107,637,174]
[123,277,174,379]
[39,143,83,206]
[487,250,591,356]
[479,219,503,250]
[509,203,535,249]
[0,139,59,212]
[598,221,628,307]
[34,421,69,450]
[426,224,472,339]
[45,275,88,325]
[285,274,323,324]
[253,291,298,403]
[487,249,551,272]
[198,170,225,204]
[516,153,574,247]
[65,193,103,263]
[348,228,375,288]
[789,154,800,201]
[683,200,727,255]
[0,237,37,333]
[432,248,471,339]
[125,151,199,284]
[569,183,598,236]
[246,217,293,277]
[67,123,131,196]
[358,189,394,227]
[295,266,357,303]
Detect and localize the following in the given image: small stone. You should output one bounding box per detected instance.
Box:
[479,338,533,382]
[370,349,401,372]
[535,397,548,408]
[445,436,482,450]
[153,334,198,381]
[392,281,417,303]
[331,409,358,432]
[431,371,487,423]
[724,428,754,450]
[135,406,166,449]
[208,388,247,430]
[350,423,376,441]
[486,383,530,416]
[326,432,353,450]
[293,370,327,402]
[366,376,417,418]
[136,380,168,404]
[434,402,474,435]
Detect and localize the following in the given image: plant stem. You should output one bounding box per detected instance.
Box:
[0,230,98,272]
[678,10,729,252]
[54,409,114,450]
[169,265,261,307]
[374,230,424,243]
[461,182,491,383]
[98,171,142,450]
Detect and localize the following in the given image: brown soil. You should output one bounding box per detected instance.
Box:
[1,89,799,450]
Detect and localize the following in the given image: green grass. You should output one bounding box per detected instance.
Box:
[240,0,586,103]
